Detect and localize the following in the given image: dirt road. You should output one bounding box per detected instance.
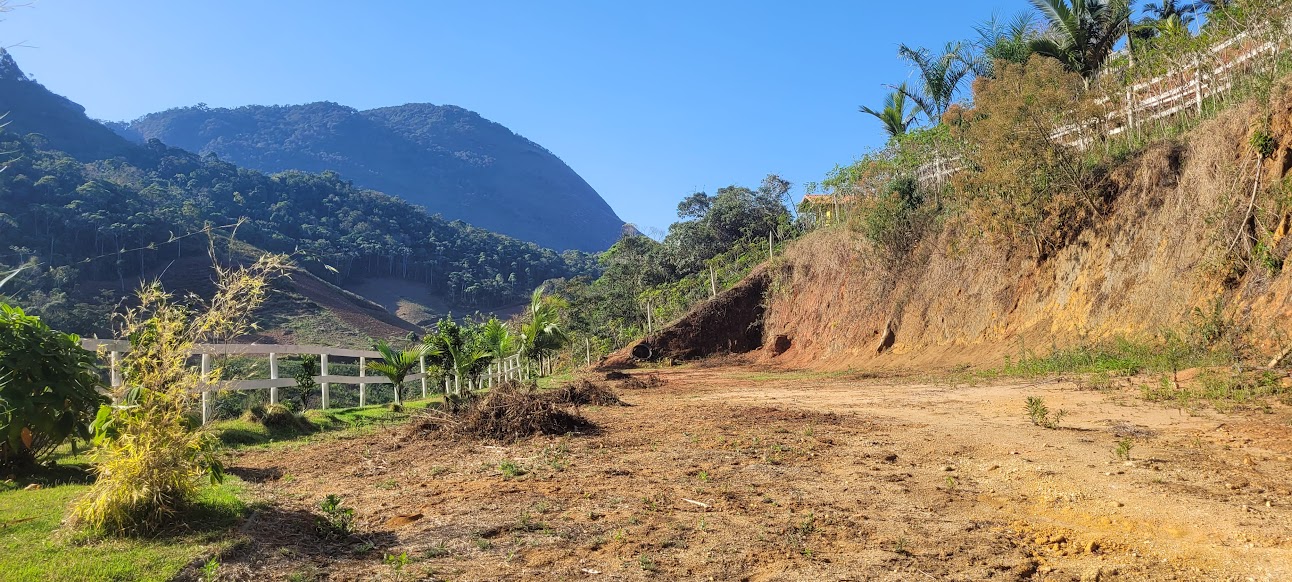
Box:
[215,366,1292,581]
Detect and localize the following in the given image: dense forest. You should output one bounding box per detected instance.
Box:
[109,101,624,252]
[0,51,597,335]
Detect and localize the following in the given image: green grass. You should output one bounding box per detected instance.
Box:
[1141,369,1292,411]
[978,336,1228,380]
[0,471,249,582]
[209,397,442,448]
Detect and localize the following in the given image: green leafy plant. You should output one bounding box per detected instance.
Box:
[0,303,106,469]
[384,552,410,580]
[368,340,434,405]
[317,494,355,538]
[519,287,570,377]
[1025,396,1067,429]
[1251,128,1277,160]
[499,460,525,479]
[200,557,220,582]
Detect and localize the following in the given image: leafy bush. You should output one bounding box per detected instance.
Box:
[0,303,107,469]
[73,254,286,535]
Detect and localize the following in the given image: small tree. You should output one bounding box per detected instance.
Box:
[367,341,432,405]
[519,287,570,377]
[74,253,287,535]
[0,302,106,470]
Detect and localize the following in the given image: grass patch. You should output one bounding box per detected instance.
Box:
[1141,369,1291,411]
[0,473,249,582]
[209,397,441,448]
[981,337,1228,379]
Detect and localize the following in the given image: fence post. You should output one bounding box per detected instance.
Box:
[109,351,122,388]
[320,353,330,410]
[200,353,212,425]
[269,353,279,405]
[1125,87,1135,132]
[1194,55,1204,116]
[420,355,427,399]
[358,356,367,407]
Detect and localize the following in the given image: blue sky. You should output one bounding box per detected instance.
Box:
[3,0,1022,237]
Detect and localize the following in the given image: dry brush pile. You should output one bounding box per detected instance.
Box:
[410,379,626,443]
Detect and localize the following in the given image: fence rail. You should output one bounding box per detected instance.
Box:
[81,339,526,424]
[908,22,1287,192]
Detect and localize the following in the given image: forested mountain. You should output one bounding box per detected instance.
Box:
[110,100,623,252]
[0,49,134,161]
[0,50,597,335]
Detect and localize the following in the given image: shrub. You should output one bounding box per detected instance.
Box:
[958,56,1105,260]
[0,302,106,469]
[73,254,286,535]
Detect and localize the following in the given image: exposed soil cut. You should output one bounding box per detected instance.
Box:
[602,267,770,367]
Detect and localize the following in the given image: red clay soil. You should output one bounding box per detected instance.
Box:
[202,366,1292,581]
[601,267,770,368]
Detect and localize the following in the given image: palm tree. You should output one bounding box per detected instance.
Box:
[1133,1,1197,43]
[439,340,489,410]
[972,12,1043,77]
[367,340,433,405]
[480,317,514,358]
[1028,0,1134,82]
[859,83,919,139]
[519,287,569,377]
[896,42,974,125]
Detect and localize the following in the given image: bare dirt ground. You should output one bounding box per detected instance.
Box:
[210,366,1292,581]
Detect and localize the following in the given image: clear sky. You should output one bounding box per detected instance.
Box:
[2,0,1021,237]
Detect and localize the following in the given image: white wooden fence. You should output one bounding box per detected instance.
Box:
[81,339,526,424]
[910,22,1287,192]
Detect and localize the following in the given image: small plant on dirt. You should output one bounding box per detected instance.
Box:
[696,470,710,483]
[317,494,355,538]
[1251,128,1278,160]
[1025,396,1067,429]
[1114,438,1134,461]
[384,552,410,580]
[638,554,658,573]
[499,460,525,479]
[945,475,958,490]
[200,557,220,582]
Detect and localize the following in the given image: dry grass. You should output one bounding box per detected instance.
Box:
[410,382,598,442]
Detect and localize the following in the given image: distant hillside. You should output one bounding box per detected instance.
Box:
[0,50,598,338]
[0,48,136,161]
[113,101,624,251]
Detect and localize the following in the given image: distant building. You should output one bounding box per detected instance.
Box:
[798,194,856,228]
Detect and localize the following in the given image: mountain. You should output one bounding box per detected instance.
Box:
[112,101,624,252]
[0,49,599,339]
[0,48,136,161]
